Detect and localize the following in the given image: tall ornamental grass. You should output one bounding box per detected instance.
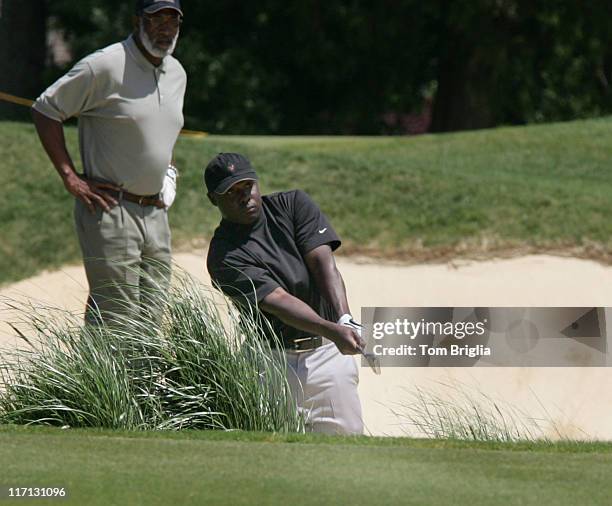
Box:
[392,380,572,442]
[0,269,304,432]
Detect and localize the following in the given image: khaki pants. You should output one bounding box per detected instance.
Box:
[74,199,171,325]
[277,341,364,435]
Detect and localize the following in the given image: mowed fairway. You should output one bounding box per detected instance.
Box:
[2,426,612,505]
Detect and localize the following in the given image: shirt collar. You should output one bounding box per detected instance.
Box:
[124,34,167,73]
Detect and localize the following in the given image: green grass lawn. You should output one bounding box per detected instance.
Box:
[2,425,612,506]
[2,117,612,285]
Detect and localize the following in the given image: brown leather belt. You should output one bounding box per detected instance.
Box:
[108,189,165,208]
[284,336,323,353]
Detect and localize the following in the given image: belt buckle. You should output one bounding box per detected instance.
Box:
[288,336,319,353]
[138,196,145,205]
[288,344,304,353]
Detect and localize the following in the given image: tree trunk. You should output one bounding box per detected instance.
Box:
[430,43,497,133]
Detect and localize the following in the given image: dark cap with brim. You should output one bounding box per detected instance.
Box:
[204,153,258,194]
[136,0,183,15]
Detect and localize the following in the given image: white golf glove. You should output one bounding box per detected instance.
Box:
[161,164,178,208]
[338,313,381,374]
[337,313,362,338]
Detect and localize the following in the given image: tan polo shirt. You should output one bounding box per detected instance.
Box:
[33,35,186,195]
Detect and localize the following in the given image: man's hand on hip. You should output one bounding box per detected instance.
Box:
[30,108,118,212]
[64,172,120,213]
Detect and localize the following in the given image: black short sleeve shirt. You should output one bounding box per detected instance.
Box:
[207,190,341,342]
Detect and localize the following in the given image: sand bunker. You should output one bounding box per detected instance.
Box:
[2,253,612,439]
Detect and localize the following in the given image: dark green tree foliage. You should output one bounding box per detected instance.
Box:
[163,1,437,134]
[430,0,612,132]
[41,1,434,133]
[20,1,612,133]
[0,0,47,119]
[520,1,612,124]
[49,0,132,56]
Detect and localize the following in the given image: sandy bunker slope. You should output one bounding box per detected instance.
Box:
[2,253,612,439]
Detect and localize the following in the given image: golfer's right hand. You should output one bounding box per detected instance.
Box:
[331,324,365,355]
[64,173,119,213]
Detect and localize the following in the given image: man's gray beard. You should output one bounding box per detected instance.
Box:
[139,20,178,59]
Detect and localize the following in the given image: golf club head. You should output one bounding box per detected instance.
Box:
[359,347,381,375]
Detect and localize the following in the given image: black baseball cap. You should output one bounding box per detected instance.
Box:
[204,153,258,194]
[136,0,183,15]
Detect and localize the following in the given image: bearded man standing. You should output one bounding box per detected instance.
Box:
[31,1,187,324]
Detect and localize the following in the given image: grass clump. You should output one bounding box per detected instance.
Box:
[0,270,303,433]
[393,380,568,442]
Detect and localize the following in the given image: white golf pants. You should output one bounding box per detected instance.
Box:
[278,340,364,436]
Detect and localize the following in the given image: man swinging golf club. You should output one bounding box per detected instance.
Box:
[205,152,365,435]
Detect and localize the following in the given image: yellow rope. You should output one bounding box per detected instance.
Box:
[0,91,208,137]
[0,91,34,107]
[180,128,208,138]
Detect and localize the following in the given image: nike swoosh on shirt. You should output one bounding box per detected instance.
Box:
[318,228,328,234]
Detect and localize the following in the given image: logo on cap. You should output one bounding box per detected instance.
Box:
[228,164,235,172]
